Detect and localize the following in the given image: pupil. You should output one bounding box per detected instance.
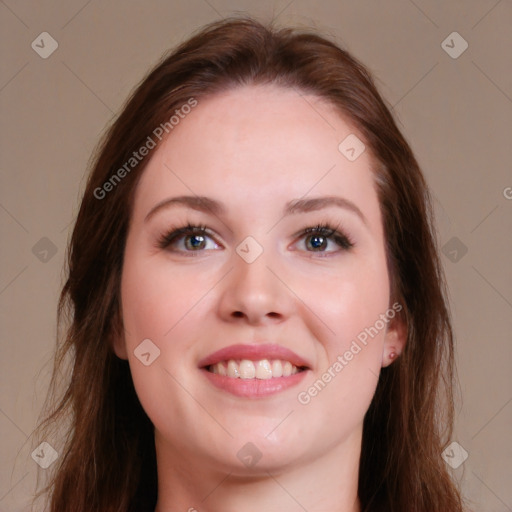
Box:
[187,235,205,250]
[309,235,326,250]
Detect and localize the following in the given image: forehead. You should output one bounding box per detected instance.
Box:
[132,85,381,224]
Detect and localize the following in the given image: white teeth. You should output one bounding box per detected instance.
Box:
[209,359,303,379]
[271,360,283,378]
[239,360,256,379]
[214,362,227,376]
[255,359,272,380]
[227,360,239,378]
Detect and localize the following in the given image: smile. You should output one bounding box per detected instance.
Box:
[199,344,311,398]
[207,359,305,379]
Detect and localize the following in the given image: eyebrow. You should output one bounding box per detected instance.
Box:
[145,195,226,222]
[144,194,367,225]
[284,196,367,225]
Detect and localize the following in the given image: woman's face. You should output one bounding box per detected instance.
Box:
[116,85,404,474]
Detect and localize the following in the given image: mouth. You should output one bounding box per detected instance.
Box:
[206,359,306,379]
[198,344,310,398]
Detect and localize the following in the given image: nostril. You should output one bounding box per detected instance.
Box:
[232,311,244,318]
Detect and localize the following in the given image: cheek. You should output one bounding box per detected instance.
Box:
[120,251,211,346]
[291,251,390,419]
[291,250,391,353]
[294,292,390,445]
[119,253,214,431]
[119,252,197,397]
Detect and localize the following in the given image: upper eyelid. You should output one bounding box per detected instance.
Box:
[161,225,218,243]
[297,226,354,248]
[163,224,347,239]
[157,228,221,253]
[159,223,353,251]
[295,224,353,240]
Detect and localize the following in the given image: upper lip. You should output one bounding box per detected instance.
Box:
[198,344,311,369]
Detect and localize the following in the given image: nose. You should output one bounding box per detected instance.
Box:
[216,249,293,326]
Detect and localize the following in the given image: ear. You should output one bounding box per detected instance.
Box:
[110,308,128,360]
[381,315,407,368]
[111,333,128,360]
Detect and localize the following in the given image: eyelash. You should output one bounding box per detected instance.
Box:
[157,223,210,250]
[156,222,355,253]
[301,223,354,251]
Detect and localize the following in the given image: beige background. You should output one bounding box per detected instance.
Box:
[1,1,511,511]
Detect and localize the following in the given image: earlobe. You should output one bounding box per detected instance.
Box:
[110,310,128,360]
[382,316,407,368]
[112,333,128,360]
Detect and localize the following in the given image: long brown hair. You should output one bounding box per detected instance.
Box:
[34,17,464,512]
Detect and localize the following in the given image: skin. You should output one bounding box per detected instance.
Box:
[114,85,406,512]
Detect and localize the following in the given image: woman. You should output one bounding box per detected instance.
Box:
[34,17,465,512]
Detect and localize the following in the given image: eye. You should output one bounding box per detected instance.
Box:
[296,224,354,254]
[157,224,220,253]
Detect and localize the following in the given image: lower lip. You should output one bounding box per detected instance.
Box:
[201,368,308,398]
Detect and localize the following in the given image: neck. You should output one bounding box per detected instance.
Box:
[153,430,362,512]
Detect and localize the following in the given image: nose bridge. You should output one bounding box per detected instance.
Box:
[235,250,272,291]
[217,239,291,323]
[233,243,277,299]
